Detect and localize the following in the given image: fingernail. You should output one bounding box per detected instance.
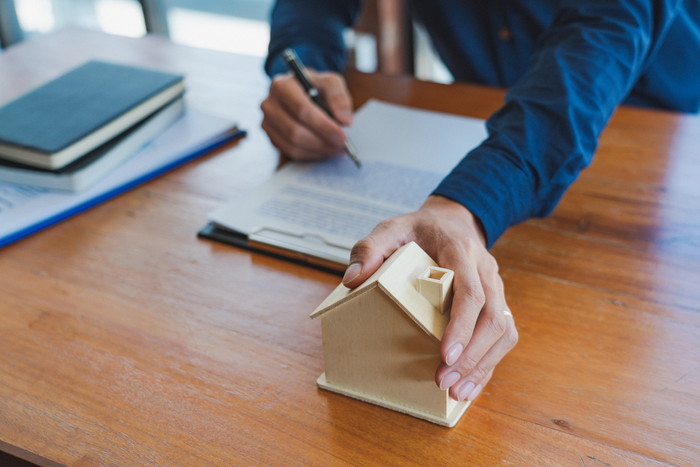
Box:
[445,344,463,366]
[440,372,461,390]
[343,262,362,285]
[457,381,475,401]
[467,383,483,401]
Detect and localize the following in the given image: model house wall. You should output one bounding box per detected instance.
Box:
[311,241,470,427]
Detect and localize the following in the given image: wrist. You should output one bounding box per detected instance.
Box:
[422,195,487,247]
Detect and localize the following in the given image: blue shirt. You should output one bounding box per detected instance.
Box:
[266,0,700,248]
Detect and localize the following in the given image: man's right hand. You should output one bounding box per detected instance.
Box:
[261,70,353,161]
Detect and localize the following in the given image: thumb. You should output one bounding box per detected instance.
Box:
[342,219,409,289]
[342,238,385,289]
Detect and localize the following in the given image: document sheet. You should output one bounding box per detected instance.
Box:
[207,100,488,266]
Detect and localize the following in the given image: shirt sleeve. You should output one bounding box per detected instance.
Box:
[433,0,686,248]
[265,0,361,77]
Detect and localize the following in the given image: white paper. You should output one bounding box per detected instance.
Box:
[209,100,488,265]
[0,108,237,246]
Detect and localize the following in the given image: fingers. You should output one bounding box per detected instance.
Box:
[342,217,412,289]
[261,100,340,160]
[436,252,518,401]
[438,249,501,363]
[436,241,487,366]
[448,368,494,403]
[450,319,517,402]
[440,305,518,402]
[260,71,353,160]
[317,73,353,126]
[275,73,346,143]
[436,268,518,402]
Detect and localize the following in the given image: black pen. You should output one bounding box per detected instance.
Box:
[282,48,361,168]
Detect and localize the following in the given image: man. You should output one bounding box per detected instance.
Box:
[260,0,700,403]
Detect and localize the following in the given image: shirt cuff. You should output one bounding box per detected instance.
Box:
[432,145,535,249]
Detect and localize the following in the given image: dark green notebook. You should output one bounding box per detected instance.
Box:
[0,60,184,170]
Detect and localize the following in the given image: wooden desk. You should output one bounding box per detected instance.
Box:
[1,29,698,466]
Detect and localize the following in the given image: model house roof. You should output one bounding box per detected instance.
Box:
[310,242,453,341]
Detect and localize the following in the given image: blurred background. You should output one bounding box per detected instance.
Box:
[0,0,452,82]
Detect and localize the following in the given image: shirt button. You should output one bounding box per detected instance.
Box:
[499,27,512,41]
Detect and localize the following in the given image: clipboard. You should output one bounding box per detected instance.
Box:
[199,100,488,274]
[198,223,347,275]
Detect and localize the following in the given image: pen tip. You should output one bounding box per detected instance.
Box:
[344,142,361,169]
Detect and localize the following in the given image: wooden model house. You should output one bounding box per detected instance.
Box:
[311,242,470,427]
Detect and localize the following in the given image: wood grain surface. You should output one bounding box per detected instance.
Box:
[0,29,698,466]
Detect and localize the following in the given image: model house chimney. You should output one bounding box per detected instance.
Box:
[417,266,454,314]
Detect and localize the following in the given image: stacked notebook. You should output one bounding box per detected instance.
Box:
[0,60,186,191]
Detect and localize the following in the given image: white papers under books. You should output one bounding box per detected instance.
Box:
[204,100,487,269]
[0,98,185,192]
[0,109,243,248]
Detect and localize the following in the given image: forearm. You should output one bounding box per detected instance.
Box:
[435,0,684,248]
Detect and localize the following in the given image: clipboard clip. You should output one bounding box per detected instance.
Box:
[249,228,350,273]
